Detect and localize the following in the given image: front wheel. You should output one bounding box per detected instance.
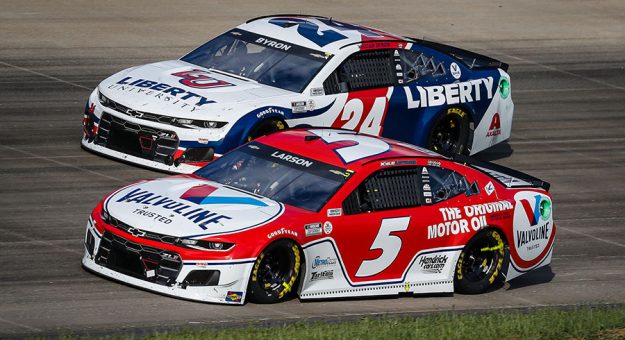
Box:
[427,107,470,155]
[245,119,286,143]
[247,239,301,304]
[454,229,505,294]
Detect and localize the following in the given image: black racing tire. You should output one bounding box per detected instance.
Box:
[426,107,470,155]
[245,119,287,143]
[454,229,505,294]
[247,239,301,304]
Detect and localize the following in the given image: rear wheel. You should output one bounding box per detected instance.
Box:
[247,239,301,304]
[245,119,286,143]
[454,229,505,294]
[427,107,470,155]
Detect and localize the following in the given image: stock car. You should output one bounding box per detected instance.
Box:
[82,129,554,304]
[81,15,513,173]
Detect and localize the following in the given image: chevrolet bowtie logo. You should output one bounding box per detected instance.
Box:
[127,227,146,237]
[126,109,143,118]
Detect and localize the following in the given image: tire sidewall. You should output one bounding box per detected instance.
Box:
[454,229,505,294]
[247,239,301,304]
[427,107,470,155]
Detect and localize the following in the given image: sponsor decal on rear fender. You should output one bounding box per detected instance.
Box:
[512,191,554,265]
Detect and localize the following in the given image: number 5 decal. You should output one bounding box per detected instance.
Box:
[356,217,410,277]
[309,129,390,164]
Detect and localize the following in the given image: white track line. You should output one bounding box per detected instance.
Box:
[510,135,625,167]
[0,155,94,160]
[514,87,615,93]
[0,228,83,255]
[512,137,625,145]
[495,52,625,91]
[558,226,625,249]
[0,316,42,332]
[0,60,92,91]
[1,145,126,183]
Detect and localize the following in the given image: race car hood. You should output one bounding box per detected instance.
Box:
[98,60,293,119]
[104,176,284,238]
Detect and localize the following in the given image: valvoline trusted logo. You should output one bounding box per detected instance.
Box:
[520,194,552,226]
[180,184,268,207]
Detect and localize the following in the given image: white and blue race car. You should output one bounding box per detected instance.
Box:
[82,15,513,173]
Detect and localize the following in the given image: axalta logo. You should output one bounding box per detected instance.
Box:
[171,69,234,89]
[404,77,494,109]
[487,113,502,137]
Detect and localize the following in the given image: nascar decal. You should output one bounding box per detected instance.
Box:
[171,69,234,89]
[404,77,494,109]
[331,87,392,136]
[512,191,554,267]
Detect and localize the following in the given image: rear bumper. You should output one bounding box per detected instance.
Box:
[82,218,254,304]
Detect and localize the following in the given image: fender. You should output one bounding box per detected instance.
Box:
[215,106,291,154]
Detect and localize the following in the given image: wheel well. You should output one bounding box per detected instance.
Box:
[258,237,306,295]
[252,117,288,134]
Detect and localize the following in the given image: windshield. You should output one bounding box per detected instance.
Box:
[181,29,331,93]
[194,142,352,211]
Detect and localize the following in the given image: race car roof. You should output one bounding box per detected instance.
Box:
[239,15,410,55]
[257,128,443,170]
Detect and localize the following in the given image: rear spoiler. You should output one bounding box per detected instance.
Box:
[450,154,550,191]
[408,38,509,72]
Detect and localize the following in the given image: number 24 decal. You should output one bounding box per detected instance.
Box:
[356,217,410,277]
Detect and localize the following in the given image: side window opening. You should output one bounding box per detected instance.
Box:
[323,49,395,95]
[343,167,421,214]
[423,166,469,204]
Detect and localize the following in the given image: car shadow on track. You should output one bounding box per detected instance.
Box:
[505,266,556,291]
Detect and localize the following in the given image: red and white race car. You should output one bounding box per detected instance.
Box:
[82,129,554,304]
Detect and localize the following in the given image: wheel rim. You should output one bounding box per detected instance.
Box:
[256,247,292,292]
[431,116,461,153]
[460,233,503,283]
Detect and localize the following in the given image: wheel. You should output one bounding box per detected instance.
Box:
[454,229,505,294]
[245,119,286,143]
[247,239,301,303]
[427,107,470,155]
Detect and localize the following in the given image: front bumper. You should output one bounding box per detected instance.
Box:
[82,89,227,174]
[82,218,254,304]
[81,137,203,174]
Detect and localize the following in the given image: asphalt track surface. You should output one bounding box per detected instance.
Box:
[1,1,625,337]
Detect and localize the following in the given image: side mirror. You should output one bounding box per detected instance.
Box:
[466,181,480,196]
